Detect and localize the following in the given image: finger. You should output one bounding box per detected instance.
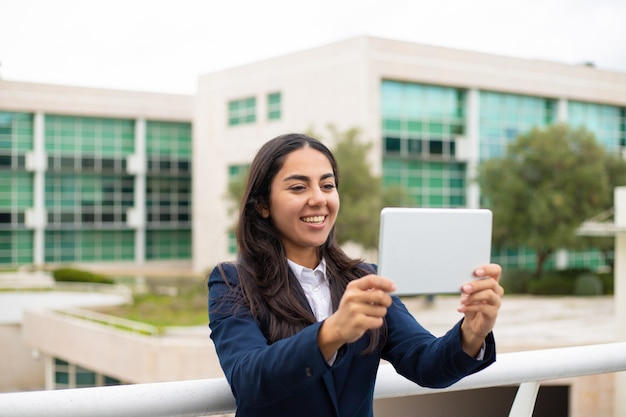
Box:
[344,286,393,308]
[474,264,502,280]
[351,274,397,293]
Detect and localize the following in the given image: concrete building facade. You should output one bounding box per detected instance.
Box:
[193,36,626,273]
[0,81,193,268]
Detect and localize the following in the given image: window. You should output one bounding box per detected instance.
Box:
[52,357,122,389]
[267,92,281,121]
[228,97,256,126]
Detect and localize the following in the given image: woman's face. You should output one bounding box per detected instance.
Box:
[261,146,339,268]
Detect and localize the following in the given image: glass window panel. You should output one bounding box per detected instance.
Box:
[227,96,257,126]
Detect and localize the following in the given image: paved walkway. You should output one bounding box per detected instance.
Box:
[401,294,616,351]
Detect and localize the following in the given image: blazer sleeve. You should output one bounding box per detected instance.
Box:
[208,264,332,407]
[382,295,496,388]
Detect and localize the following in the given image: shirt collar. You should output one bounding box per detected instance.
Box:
[287,257,327,280]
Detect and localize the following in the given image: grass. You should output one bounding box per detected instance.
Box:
[96,277,209,329]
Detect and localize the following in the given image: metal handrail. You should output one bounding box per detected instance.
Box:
[1,342,625,417]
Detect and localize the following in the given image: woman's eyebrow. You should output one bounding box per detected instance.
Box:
[283,173,335,182]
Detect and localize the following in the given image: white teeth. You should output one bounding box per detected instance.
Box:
[301,216,325,224]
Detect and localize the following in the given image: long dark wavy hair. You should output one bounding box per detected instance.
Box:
[231,133,383,353]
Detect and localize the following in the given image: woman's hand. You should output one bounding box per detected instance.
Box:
[318,275,396,360]
[458,264,504,357]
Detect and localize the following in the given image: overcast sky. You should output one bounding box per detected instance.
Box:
[1,0,625,95]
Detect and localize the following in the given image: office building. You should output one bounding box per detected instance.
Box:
[0,81,193,268]
[193,36,626,273]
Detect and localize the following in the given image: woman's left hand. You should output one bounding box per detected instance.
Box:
[457,263,504,357]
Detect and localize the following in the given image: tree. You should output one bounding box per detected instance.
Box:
[477,124,619,277]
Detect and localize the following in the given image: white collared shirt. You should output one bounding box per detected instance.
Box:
[287,258,332,322]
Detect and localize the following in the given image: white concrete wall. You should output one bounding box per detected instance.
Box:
[21,309,222,384]
[0,324,45,392]
[0,80,193,121]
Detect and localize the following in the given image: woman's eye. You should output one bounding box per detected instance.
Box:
[322,183,336,190]
[289,185,306,192]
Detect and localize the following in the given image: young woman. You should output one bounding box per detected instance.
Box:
[208,133,504,417]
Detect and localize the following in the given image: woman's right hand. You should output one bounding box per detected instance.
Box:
[317,275,396,360]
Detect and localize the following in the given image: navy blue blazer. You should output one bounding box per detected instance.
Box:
[208,263,496,417]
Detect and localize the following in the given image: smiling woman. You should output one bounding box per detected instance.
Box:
[257,146,339,268]
[207,133,504,417]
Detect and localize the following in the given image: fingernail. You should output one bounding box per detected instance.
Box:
[463,284,472,292]
[475,269,485,276]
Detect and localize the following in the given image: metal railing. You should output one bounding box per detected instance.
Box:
[1,342,625,417]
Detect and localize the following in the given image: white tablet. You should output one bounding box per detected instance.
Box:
[377,207,492,295]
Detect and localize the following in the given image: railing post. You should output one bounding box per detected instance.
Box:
[507,381,540,417]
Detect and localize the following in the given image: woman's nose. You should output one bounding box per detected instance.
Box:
[308,187,327,206]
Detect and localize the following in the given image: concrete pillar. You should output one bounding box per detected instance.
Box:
[613,186,626,416]
[464,88,480,209]
[557,98,568,123]
[25,112,46,266]
[127,119,146,265]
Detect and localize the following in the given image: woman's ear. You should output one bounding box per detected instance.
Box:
[257,204,270,218]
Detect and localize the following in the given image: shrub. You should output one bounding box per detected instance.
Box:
[574,273,603,296]
[598,272,614,295]
[499,269,534,294]
[527,275,574,295]
[52,268,114,285]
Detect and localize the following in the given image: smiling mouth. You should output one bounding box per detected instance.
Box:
[301,215,326,224]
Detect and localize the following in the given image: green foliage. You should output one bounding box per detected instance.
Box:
[478,124,626,277]
[499,269,534,294]
[506,268,613,295]
[527,275,574,295]
[100,278,208,328]
[599,272,614,294]
[53,267,114,284]
[573,273,603,296]
[330,127,382,249]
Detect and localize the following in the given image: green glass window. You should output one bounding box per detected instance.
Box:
[0,112,34,153]
[382,159,466,208]
[145,121,192,249]
[381,80,464,159]
[267,92,282,121]
[381,80,466,207]
[52,357,122,389]
[146,121,192,159]
[75,366,96,387]
[228,96,257,126]
[0,230,34,264]
[45,174,133,227]
[146,229,191,259]
[146,176,191,226]
[45,230,134,263]
[478,91,557,159]
[45,115,134,157]
[568,101,625,153]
